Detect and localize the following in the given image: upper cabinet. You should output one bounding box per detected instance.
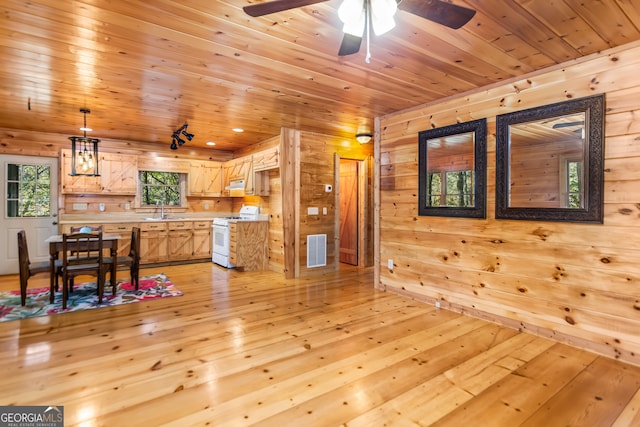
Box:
[60,150,137,194]
[60,149,102,194]
[100,153,138,194]
[223,156,253,195]
[252,146,279,171]
[221,146,280,196]
[188,160,223,197]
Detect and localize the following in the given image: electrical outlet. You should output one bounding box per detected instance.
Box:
[387,259,393,269]
[124,203,130,210]
[435,300,441,309]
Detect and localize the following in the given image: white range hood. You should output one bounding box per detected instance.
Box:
[225,179,245,196]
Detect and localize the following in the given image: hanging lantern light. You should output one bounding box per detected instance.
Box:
[69,108,100,176]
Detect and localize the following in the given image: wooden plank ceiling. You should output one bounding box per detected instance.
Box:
[1,0,639,152]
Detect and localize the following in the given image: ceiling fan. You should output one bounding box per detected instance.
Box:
[243,0,476,62]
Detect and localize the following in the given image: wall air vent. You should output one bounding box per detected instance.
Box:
[307,234,327,268]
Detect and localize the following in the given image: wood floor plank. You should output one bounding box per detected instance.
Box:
[430,344,599,426]
[521,356,640,426]
[1,263,640,426]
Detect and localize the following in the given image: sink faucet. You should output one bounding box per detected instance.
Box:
[156,200,165,219]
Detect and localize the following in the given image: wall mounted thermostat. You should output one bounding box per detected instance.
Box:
[325,184,332,192]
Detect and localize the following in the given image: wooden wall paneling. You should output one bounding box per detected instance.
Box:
[374,117,382,289]
[378,41,640,366]
[280,128,299,279]
[267,169,285,272]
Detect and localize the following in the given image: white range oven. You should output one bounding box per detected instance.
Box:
[212,205,260,268]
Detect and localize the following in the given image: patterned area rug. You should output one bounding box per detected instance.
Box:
[0,273,182,322]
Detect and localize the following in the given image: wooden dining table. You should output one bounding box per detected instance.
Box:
[45,233,119,303]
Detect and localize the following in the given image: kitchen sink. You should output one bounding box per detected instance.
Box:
[143,217,186,221]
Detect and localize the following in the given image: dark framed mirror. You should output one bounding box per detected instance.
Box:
[418,118,487,218]
[495,94,605,223]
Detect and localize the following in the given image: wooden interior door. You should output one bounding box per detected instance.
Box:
[339,159,358,265]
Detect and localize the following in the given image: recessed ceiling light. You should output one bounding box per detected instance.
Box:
[232,128,244,133]
[206,141,216,146]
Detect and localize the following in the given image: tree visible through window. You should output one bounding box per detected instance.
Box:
[140,171,182,206]
[427,170,474,207]
[566,160,583,208]
[6,163,51,217]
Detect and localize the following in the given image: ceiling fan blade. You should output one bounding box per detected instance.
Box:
[243,0,329,17]
[398,0,476,29]
[338,33,363,56]
[552,121,585,129]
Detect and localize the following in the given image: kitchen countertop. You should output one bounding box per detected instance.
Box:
[59,213,269,224]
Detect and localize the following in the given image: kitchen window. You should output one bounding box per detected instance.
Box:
[6,163,51,217]
[139,170,185,207]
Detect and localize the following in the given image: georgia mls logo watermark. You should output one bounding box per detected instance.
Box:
[0,406,64,427]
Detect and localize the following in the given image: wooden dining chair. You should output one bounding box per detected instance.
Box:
[68,226,103,258]
[123,227,141,290]
[18,230,59,306]
[103,226,140,291]
[60,231,108,309]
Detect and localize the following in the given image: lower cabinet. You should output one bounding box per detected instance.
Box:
[192,221,212,259]
[61,219,213,265]
[168,221,193,261]
[140,222,168,264]
[229,221,268,271]
[102,223,137,258]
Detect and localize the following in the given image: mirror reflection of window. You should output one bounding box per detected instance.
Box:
[564,159,583,208]
[427,170,474,207]
[508,112,586,209]
[426,132,475,208]
[418,118,487,218]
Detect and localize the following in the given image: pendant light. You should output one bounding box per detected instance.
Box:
[68,108,100,176]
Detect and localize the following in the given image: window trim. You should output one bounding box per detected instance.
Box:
[136,170,187,209]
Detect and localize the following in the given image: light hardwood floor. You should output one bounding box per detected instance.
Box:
[1,263,640,426]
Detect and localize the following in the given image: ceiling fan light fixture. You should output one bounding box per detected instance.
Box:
[370,0,397,35]
[338,0,366,36]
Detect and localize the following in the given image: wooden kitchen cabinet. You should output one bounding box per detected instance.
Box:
[252,146,278,196]
[228,221,268,271]
[103,223,139,258]
[252,146,279,171]
[192,220,212,259]
[223,155,253,195]
[167,221,193,260]
[60,149,138,195]
[188,160,223,197]
[140,222,168,264]
[60,150,102,194]
[100,153,137,194]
